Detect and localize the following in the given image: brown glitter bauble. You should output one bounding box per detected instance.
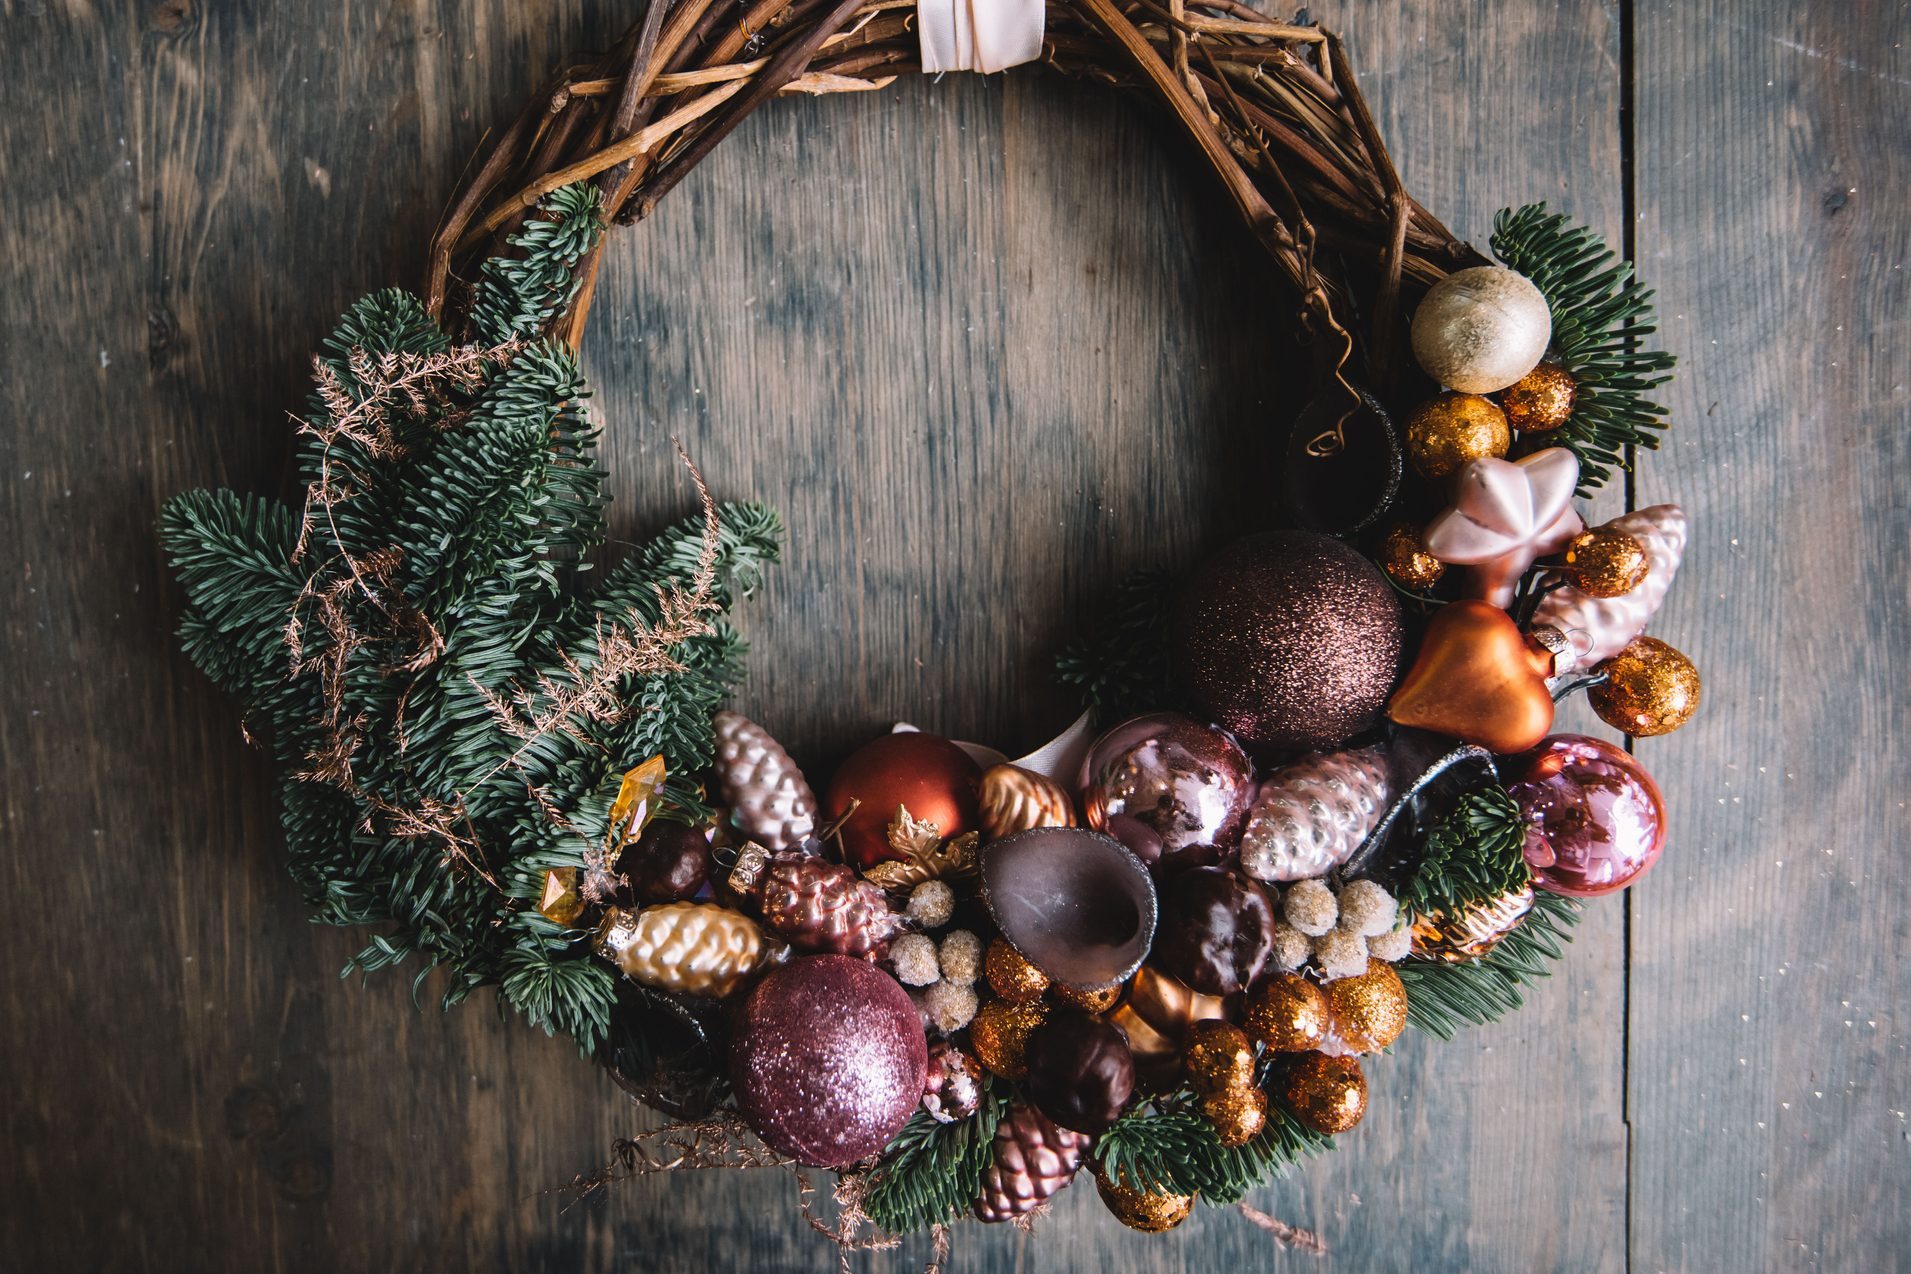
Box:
[1051,981,1121,1014]
[1322,959,1409,1054]
[1405,392,1511,480]
[1588,636,1702,737]
[968,997,1049,1079]
[1411,885,1536,962]
[1563,528,1651,598]
[1281,1052,1368,1135]
[1244,973,1331,1052]
[1183,1020,1255,1093]
[1379,521,1445,592]
[1199,1084,1270,1148]
[1171,532,1405,752]
[730,956,927,1168]
[1499,361,1578,433]
[1094,1166,1195,1233]
[984,936,1051,1004]
[824,732,982,870]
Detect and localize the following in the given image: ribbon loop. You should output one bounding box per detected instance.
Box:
[918,0,1046,73]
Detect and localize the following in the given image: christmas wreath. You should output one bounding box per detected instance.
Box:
[160,0,1697,1249]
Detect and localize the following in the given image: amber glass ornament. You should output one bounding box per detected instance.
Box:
[1563,528,1650,599]
[1199,1084,1270,1148]
[824,732,982,869]
[536,867,585,926]
[968,997,1049,1079]
[1388,599,1556,754]
[1322,959,1409,1054]
[1244,973,1331,1052]
[1499,361,1577,432]
[1379,521,1445,592]
[984,937,1051,1003]
[1405,392,1511,479]
[1410,885,1536,962]
[1183,1020,1255,1093]
[1094,1166,1195,1233]
[1281,1052,1368,1135]
[1589,636,1701,736]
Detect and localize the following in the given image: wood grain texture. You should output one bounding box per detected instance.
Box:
[0,0,1901,1270]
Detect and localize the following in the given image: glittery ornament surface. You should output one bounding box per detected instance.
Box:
[730,955,927,1167]
[984,937,1051,1003]
[1511,734,1666,897]
[1588,636,1701,736]
[1499,360,1577,432]
[1281,1052,1368,1135]
[968,997,1049,1079]
[1079,713,1254,860]
[1170,532,1405,752]
[1050,982,1121,1014]
[1094,1167,1195,1232]
[1244,973,1330,1052]
[1320,959,1409,1054]
[1199,1084,1269,1148]
[1184,1020,1255,1093]
[1533,505,1688,672]
[1380,522,1446,592]
[1563,528,1651,598]
[1405,392,1511,479]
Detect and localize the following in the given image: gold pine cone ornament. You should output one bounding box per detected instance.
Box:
[594,903,775,997]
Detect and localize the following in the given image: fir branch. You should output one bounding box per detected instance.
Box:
[1092,1089,1330,1206]
[1054,569,1177,721]
[1398,784,1530,918]
[468,183,606,344]
[861,1084,1005,1236]
[1491,203,1676,494]
[1397,891,1581,1040]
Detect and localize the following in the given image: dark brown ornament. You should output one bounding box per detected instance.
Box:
[974,1103,1088,1223]
[1024,1011,1137,1134]
[1094,1165,1195,1232]
[621,821,711,904]
[1152,868,1277,997]
[1499,360,1578,433]
[980,827,1158,992]
[824,732,982,870]
[1183,1019,1255,1093]
[1280,1052,1368,1135]
[921,1039,984,1123]
[1170,532,1405,752]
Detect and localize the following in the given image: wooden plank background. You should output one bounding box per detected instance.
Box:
[0,0,1903,1270]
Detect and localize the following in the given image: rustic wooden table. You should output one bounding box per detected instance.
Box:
[2,1,1905,1270]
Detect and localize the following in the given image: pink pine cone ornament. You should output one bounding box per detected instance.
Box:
[712,710,818,847]
[1238,746,1391,882]
[1422,448,1584,607]
[1532,505,1688,672]
[974,1102,1091,1222]
[756,851,904,956]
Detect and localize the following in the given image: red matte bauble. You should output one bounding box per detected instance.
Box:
[730,955,928,1167]
[1507,734,1666,897]
[1170,532,1405,751]
[825,732,983,869]
[1387,599,1556,755]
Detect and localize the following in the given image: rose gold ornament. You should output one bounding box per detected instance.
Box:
[1199,1084,1270,1148]
[1562,528,1650,599]
[984,937,1052,1003]
[978,763,1076,839]
[1588,636,1701,736]
[1244,973,1331,1052]
[1499,361,1577,432]
[1094,1166,1195,1233]
[1410,885,1536,962]
[1380,521,1446,591]
[712,711,818,848]
[1183,1020,1256,1093]
[1509,734,1666,897]
[1320,959,1409,1054]
[1079,713,1254,861]
[968,997,1049,1079]
[594,903,773,998]
[1281,1052,1368,1135]
[1405,392,1511,479]
[1422,448,1585,607]
[1410,265,1553,393]
[824,732,982,870]
[1533,505,1687,672]
[1239,745,1390,882]
[1387,599,1557,755]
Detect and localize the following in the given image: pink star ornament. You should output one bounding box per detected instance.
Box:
[1422,448,1584,607]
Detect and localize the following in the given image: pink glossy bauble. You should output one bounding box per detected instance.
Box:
[1078,713,1254,863]
[1507,734,1666,897]
[730,956,928,1167]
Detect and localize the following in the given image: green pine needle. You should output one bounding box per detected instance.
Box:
[1397,891,1581,1040]
[1491,203,1677,494]
[1092,1084,1331,1206]
[1054,569,1177,722]
[1399,783,1530,918]
[862,1084,1006,1236]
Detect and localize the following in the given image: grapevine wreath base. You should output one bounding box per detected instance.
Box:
[161,0,1697,1252]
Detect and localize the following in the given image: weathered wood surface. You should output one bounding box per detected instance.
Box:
[0,1,1902,1270]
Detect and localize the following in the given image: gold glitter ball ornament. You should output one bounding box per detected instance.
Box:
[1183,1020,1256,1093]
[1588,636,1702,736]
[1094,1166,1195,1233]
[1499,361,1578,432]
[984,936,1051,1003]
[1410,885,1536,962]
[1050,981,1121,1014]
[1405,392,1511,480]
[1322,959,1409,1054]
[968,997,1049,1079]
[1244,973,1331,1052]
[1380,521,1446,592]
[1563,528,1651,598]
[1281,1052,1368,1135]
[1199,1084,1270,1148]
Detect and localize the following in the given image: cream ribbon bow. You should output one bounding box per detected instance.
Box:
[918,0,1046,73]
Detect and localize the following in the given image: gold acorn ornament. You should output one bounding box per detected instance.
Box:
[977,763,1076,839]
[593,903,776,998]
[1379,521,1446,592]
[1280,1052,1368,1135]
[1562,528,1651,598]
[1093,1164,1195,1233]
[1410,885,1537,962]
[1050,981,1121,1014]
[1498,360,1577,432]
[1588,636,1702,736]
[1405,392,1511,480]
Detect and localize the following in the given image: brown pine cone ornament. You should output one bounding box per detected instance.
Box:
[712,710,819,848]
[752,851,904,956]
[973,1102,1090,1223]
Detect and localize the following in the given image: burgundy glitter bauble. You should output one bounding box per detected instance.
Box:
[730,955,928,1167]
[1170,532,1405,752]
[1080,713,1254,862]
[1508,734,1667,898]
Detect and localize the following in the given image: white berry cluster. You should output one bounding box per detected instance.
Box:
[891,880,982,1032]
[1268,877,1412,981]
